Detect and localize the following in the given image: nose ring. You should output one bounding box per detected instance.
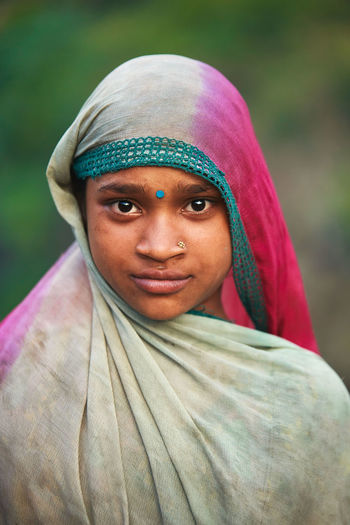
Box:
[177,241,186,249]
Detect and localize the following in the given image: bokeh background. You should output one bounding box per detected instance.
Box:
[1,0,349,386]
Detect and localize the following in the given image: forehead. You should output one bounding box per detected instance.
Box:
[89,166,220,194]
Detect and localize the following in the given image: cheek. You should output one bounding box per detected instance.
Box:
[211,216,232,271]
[87,218,110,260]
[215,234,232,277]
[86,217,129,278]
[193,218,232,281]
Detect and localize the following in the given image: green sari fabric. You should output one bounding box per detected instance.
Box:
[0,245,349,523]
[1,55,350,523]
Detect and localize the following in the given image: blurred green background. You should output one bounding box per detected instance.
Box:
[1,0,349,385]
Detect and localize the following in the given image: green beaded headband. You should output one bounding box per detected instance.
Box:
[73,136,267,331]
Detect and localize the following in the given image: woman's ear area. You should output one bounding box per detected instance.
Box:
[71,171,87,223]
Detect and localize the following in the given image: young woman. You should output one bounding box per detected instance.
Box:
[0,55,349,524]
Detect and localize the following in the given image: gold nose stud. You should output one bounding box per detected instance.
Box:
[177,241,186,249]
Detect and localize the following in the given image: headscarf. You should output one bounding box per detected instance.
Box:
[55,54,317,351]
[0,55,349,524]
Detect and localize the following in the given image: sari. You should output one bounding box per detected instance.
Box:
[0,55,349,524]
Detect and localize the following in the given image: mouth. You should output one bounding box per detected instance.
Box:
[130,270,192,295]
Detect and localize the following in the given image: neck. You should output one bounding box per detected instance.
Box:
[193,290,229,321]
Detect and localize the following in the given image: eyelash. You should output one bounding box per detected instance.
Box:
[110,200,141,214]
[108,199,214,215]
[184,199,213,213]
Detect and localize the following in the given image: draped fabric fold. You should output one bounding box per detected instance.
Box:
[1,244,349,523]
[1,55,349,523]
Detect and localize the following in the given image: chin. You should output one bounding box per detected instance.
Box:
[119,288,197,321]
[131,302,189,321]
[139,310,183,321]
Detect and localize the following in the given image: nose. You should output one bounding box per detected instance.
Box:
[135,215,185,262]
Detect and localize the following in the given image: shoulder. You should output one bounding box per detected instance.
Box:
[229,321,350,417]
[262,342,350,445]
[0,244,92,381]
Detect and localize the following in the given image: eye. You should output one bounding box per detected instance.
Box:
[185,199,211,213]
[110,200,140,214]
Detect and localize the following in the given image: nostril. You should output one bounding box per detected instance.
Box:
[136,238,187,261]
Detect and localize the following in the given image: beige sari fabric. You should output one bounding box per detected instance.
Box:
[1,244,349,524]
[1,55,350,523]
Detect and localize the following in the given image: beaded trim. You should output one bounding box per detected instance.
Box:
[73,137,226,180]
[73,136,267,331]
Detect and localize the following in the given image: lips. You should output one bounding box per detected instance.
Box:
[131,269,192,294]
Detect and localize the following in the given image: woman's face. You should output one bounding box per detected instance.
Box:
[85,166,232,320]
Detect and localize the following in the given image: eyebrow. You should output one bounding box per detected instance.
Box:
[178,182,216,194]
[97,182,146,194]
[96,181,216,195]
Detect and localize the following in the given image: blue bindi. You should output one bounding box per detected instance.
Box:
[156,190,165,199]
